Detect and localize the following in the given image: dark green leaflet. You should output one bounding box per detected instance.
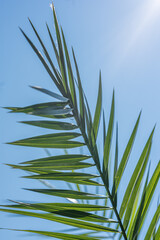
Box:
[20,120,78,130]
[21,154,91,164]
[8,132,85,148]
[30,86,68,101]
[25,189,108,200]
[2,202,112,212]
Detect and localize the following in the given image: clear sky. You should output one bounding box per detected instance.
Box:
[1,0,160,239]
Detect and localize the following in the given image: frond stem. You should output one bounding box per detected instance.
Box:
[102,176,127,240]
[72,106,128,240]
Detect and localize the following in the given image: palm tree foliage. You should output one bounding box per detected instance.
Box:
[1,3,160,240]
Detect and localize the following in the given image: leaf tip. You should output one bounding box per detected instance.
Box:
[153,123,157,131]
[50,2,54,10]
[28,17,31,23]
[19,27,24,34]
[23,188,30,191]
[5,141,13,145]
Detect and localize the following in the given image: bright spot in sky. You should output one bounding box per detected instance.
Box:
[111,0,160,74]
[125,0,160,53]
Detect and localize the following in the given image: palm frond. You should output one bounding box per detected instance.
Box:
[1,3,160,240]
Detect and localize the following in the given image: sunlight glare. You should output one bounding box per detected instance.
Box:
[124,0,160,56]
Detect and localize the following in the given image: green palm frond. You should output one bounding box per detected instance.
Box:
[1,3,160,240]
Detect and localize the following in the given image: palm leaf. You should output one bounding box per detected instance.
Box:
[52,4,68,93]
[30,85,68,101]
[154,225,160,240]
[2,202,113,212]
[112,122,118,207]
[122,141,152,231]
[129,164,150,239]
[144,204,160,240]
[119,128,154,219]
[2,3,160,240]
[103,90,115,187]
[61,28,77,110]
[46,23,60,68]
[0,209,119,233]
[19,27,63,93]
[93,72,102,140]
[129,161,160,238]
[8,132,84,148]
[24,189,107,200]
[21,154,91,164]
[72,48,85,131]
[20,120,78,131]
[115,112,141,192]
[0,228,102,240]
[28,18,64,89]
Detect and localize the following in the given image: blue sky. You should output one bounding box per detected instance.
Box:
[1,0,160,239]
